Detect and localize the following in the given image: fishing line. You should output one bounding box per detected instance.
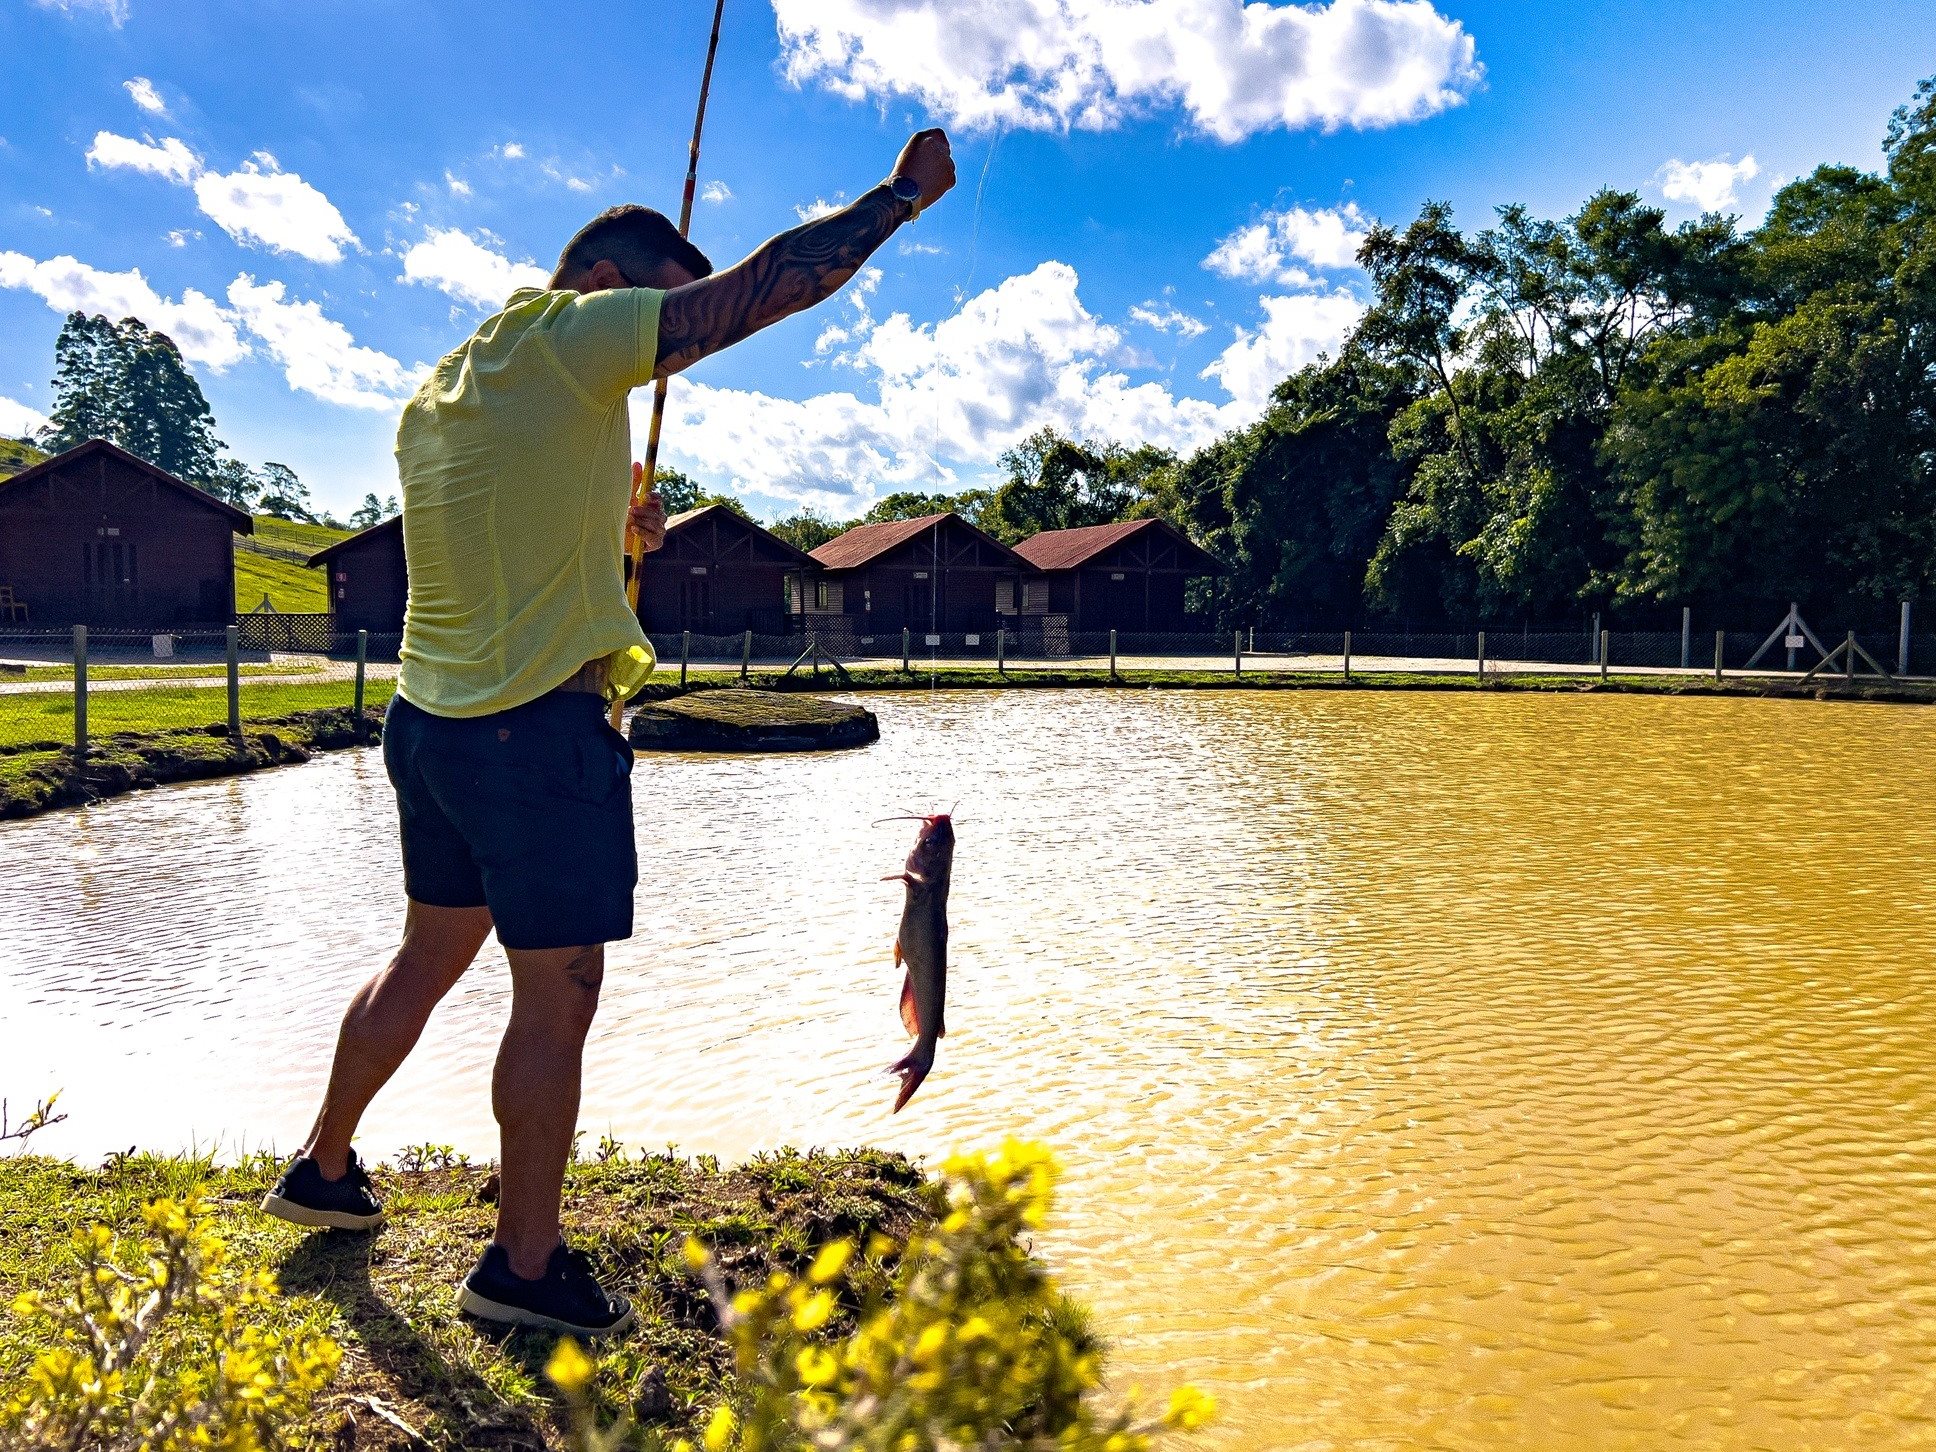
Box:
[924,127,1003,695]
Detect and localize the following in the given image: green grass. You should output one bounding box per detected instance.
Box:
[0,1147,935,1449]
[233,514,351,614]
[11,661,330,682]
[0,438,47,479]
[0,678,396,751]
[252,514,353,555]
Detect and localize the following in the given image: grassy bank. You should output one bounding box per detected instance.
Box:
[0,1147,934,1449]
[235,515,350,614]
[4,666,1930,821]
[0,705,381,818]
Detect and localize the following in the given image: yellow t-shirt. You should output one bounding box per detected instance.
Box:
[395,286,662,717]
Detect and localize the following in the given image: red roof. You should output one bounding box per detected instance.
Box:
[0,437,254,532]
[809,513,953,570]
[1012,518,1218,573]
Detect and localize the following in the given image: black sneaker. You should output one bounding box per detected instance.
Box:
[457,1242,636,1337]
[259,1149,385,1231]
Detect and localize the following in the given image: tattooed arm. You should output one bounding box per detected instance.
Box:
[654,129,956,379]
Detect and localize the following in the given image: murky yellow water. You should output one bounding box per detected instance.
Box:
[4,691,1935,1448]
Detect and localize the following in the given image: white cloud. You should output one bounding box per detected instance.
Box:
[1205,202,1370,284]
[1658,154,1759,213]
[86,130,199,184]
[701,179,732,204]
[399,227,548,309]
[0,250,247,368]
[1129,301,1208,337]
[772,0,1481,141]
[226,276,421,410]
[444,170,472,198]
[496,141,526,160]
[86,133,359,263]
[662,259,1237,508]
[165,228,198,247]
[0,394,50,439]
[123,77,167,116]
[194,153,360,262]
[795,194,847,222]
[33,0,128,24]
[541,161,595,193]
[1199,290,1364,411]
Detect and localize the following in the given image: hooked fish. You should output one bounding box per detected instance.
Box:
[883,812,954,1113]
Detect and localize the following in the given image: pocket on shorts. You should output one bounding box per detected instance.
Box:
[568,721,633,805]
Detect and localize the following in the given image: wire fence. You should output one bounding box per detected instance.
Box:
[646,623,1936,683]
[4,618,1927,762]
[0,626,399,758]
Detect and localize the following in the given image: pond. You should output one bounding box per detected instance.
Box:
[4,689,1935,1449]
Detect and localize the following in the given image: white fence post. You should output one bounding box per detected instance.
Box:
[1477,630,1486,685]
[997,626,1006,675]
[680,629,690,688]
[1681,607,1691,670]
[1234,630,1242,677]
[1714,630,1725,684]
[1342,629,1352,681]
[1109,629,1118,678]
[1901,601,1913,676]
[1600,630,1610,682]
[742,629,752,682]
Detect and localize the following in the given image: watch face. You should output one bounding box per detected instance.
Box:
[891,176,922,203]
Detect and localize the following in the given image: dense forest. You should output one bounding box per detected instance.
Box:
[758,77,1936,631]
[12,78,1931,630]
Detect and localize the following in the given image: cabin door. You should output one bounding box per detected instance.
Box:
[680,573,710,630]
[85,537,139,624]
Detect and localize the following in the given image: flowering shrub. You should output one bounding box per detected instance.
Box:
[1,1196,340,1452]
[550,1139,1214,1451]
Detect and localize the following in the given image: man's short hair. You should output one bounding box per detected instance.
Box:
[556,205,714,284]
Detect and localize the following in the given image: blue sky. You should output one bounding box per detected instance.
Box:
[2,0,1931,521]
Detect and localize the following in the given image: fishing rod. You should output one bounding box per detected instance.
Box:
[615,0,728,729]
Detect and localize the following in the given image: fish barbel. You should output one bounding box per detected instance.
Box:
[884,812,953,1113]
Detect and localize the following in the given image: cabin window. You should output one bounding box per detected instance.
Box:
[1022,580,1049,613]
[995,579,1015,615]
[814,580,828,610]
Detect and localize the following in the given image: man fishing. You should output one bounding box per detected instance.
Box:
[260,129,957,1339]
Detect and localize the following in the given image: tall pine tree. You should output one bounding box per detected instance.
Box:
[38,312,225,487]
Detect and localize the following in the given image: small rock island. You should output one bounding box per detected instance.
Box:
[627,689,880,753]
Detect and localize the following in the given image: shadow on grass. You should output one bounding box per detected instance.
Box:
[275,1230,561,1451]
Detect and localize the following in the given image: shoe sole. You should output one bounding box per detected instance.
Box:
[456,1283,637,1337]
[259,1192,385,1232]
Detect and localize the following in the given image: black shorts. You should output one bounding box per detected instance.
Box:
[383,691,637,951]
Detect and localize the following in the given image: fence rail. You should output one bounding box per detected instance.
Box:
[3,621,1927,764]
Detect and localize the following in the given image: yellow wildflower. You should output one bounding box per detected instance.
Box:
[545,1338,595,1397]
[792,1289,834,1332]
[808,1238,853,1284]
[1162,1385,1216,1431]
[703,1404,737,1452]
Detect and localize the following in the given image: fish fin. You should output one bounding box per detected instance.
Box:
[888,1039,936,1113]
[899,972,921,1036]
[893,939,903,969]
[881,873,914,885]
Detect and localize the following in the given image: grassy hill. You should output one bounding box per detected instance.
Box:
[0,439,48,480]
[235,514,352,614]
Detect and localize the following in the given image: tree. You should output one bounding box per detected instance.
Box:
[348,492,399,529]
[982,428,1171,543]
[206,457,261,510]
[769,510,844,553]
[39,313,224,485]
[257,462,315,522]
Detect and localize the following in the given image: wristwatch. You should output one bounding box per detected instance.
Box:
[888,174,923,221]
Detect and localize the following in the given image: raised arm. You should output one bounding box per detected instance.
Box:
[653,129,955,379]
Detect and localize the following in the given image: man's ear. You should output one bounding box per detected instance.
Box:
[579,259,630,293]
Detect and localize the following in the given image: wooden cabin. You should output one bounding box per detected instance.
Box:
[636,505,813,636]
[0,438,252,627]
[808,512,1038,637]
[308,516,406,634]
[1012,519,1220,633]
